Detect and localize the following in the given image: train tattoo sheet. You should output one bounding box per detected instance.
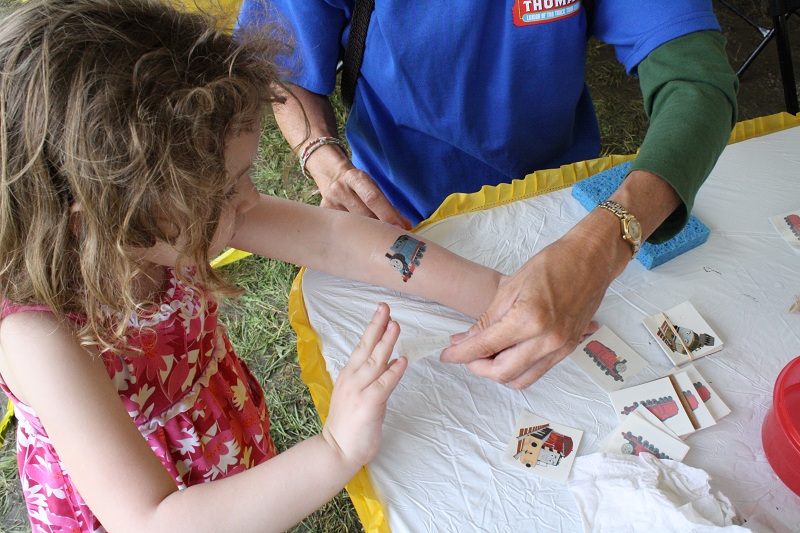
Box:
[567,326,648,391]
[503,411,583,484]
[599,406,690,462]
[627,402,681,440]
[671,370,716,430]
[769,209,800,254]
[608,376,696,437]
[396,335,451,363]
[680,364,731,420]
[642,301,723,366]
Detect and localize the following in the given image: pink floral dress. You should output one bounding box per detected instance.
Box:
[0,268,277,532]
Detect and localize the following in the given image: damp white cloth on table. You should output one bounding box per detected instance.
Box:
[568,452,758,532]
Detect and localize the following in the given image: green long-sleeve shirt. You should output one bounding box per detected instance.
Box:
[629,30,738,243]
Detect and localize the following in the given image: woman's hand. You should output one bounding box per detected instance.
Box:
[317,161,412,230]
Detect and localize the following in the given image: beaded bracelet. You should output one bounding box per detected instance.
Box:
[299,136,346,179]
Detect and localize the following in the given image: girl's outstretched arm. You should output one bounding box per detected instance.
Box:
[230,194,504,318]
[0,304,405,533]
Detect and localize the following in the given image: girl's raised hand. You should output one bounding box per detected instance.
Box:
[322,303,407,472]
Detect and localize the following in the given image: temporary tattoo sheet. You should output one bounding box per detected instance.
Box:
[629,403,681,441]
[608,377,696,438]
[642,301,723,366]
[599,407,690,462]
[396,335,451,363]
[385,235,427,282]
[503,411,583,484]
[769,209,800,254]
[671,371,716,430]
[681,364,731,420]
[567,326,648,392]
[598,404,683,457]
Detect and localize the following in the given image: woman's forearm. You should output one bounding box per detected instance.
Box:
[273,85,350,184]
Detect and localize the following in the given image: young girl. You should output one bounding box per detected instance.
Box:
[0,0,502,531]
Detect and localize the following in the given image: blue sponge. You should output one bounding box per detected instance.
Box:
[571,161,710,270]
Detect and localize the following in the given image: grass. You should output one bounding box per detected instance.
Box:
[0,29,651,533]
[0,437,26,532]
[219,104,369,533]
[586,39,650,157]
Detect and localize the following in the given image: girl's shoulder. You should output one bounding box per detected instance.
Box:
[0,299,84,407]
[0,300,73,348]
[1,300,53,319]
[1,299,85,330]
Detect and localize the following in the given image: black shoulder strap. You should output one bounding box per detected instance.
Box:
[341,0,374,113]
[584,0,595,36]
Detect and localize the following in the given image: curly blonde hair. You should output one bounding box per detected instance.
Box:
[0,0,288,352]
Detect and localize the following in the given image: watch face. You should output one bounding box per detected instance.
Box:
[628,219,642,242]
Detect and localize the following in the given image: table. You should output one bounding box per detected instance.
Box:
[289,114,800,532]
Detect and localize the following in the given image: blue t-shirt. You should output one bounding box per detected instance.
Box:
[239,0,720,225]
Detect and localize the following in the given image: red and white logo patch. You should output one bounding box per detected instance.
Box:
[512,0,582,27]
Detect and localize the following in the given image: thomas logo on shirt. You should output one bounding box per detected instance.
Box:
[512,0,582,27]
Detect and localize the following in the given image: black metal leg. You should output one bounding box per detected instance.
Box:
[773,12,799,114]
[718,0,771,35]
[737,28,776,77]
[719,0,775,78]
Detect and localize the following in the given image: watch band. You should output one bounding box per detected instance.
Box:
[596,200,642,259]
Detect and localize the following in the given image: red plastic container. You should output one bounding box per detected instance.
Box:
[762,355,800,496]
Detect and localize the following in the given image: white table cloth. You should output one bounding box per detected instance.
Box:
[296,125,800,532]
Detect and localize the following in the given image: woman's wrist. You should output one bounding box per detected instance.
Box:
[299,136,348,180]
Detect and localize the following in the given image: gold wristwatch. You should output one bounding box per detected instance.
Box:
[596,200,642,259]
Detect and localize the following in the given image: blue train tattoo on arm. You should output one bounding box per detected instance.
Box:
[386,235,427,282]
